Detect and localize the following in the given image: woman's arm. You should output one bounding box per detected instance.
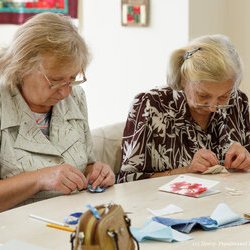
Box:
[0,164,87,212]
[223,90,250,169]
[118,93,155,182]
[0,171,41,212]
[151,166,191,178]
[151,147,219,177]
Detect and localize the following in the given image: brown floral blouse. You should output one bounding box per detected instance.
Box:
[117,87,250,183]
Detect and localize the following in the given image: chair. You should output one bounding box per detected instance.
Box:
[91,122,125,175]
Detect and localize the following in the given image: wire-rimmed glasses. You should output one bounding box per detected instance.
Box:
[41,71,87,90]
[195,104,233,110]
[192,85,236,110]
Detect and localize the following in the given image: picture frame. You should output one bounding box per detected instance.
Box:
[0,0,78,24]
[121,0,149,27]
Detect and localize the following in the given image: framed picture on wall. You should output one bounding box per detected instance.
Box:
[121,0,149,27]
[0,0,78,24]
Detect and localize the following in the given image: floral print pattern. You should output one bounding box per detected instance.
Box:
[118,87,250,182]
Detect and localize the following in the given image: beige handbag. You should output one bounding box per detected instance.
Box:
[70,203,139,250]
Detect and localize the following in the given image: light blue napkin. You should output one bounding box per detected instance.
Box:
[210,202,240,226]
[210,202,250,228]
[131,219,192,242]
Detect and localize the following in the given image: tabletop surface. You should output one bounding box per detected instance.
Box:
[1,172,250,250]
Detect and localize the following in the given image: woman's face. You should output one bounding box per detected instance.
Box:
[183,79,235,115]
[21,55,81,113]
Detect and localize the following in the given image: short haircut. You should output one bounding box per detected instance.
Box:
[0,12,90,89]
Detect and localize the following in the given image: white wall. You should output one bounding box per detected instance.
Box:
[81,0,189,128]
[0,25,18,47]
[189,0,250,98]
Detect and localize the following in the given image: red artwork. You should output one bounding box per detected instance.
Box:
[0,0,78,24]
[159,175,220,198]
[121,0,149,27]
[24,0,65,8]
[170,181,208,198]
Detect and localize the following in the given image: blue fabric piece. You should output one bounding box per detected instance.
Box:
[153,216,218,233]
[210,202,240,225]
[210,203,250,228]
[87,184,106,193]
[218,218,250,228]
[153,203,250,234]
[64,212,83,225]
[131,219,192,242]
[86,204,101,219]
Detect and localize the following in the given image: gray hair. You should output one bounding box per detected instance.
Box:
[167,34,243,90]
[0,12,90,89]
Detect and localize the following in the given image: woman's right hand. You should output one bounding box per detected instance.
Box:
[37,164,88,194]
[189,148,219,173]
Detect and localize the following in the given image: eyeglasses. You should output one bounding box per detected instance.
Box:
[192,88,235,110]
[195,104,233,110]
[41,71,87,90]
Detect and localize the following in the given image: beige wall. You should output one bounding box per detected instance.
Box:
[189,0,250,98]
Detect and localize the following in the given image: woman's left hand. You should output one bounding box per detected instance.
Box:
[224,142,250,170]
[85,162,115,189]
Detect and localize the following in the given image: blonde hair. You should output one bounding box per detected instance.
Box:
[0,12,90,89]
[167,34,243,90]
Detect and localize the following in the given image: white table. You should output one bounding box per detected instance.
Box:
[1,172,250,250]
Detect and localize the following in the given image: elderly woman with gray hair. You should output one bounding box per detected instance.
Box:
[0,13,115,212]
[118,34,250,183]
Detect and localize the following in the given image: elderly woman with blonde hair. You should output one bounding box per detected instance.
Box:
[0,12,115,212]
[118,34,250,182]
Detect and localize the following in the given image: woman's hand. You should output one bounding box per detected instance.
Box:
[85,162,115,189]
[224,142,250,170]
[189,148,219,173]
[37,164,88,194]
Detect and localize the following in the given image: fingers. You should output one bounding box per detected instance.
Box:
[86,162,115,189]
[224,147,235,168]
[190,149,219,173]
[57,177,75,194]
[69,167,88,190]
[225,143,250,170]
[60,170,87,193]
[230,153,246,169]
[40,162,114,195]
[201,150,219,166]
[40,164,88,194]
[227,152,250,170]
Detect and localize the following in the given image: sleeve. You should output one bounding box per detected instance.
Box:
[0,101,1,179]
[227,90,250,151]
[213,115,234,164]
[215,90,250,163]
[73,87,96,164]
[242,97,250,152]
[117,93,155,183]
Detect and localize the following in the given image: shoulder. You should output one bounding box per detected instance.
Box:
[237,89,249,102]
[55,86,88,119]
[132,86,185,111]
[135,86,174,99]
[70,86,87,108]
[71,86,86,100]
[230,89,249,109]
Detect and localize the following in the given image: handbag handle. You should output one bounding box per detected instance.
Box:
[107,215,140,250]
[70,233,101,250]
[124,215,140,250]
